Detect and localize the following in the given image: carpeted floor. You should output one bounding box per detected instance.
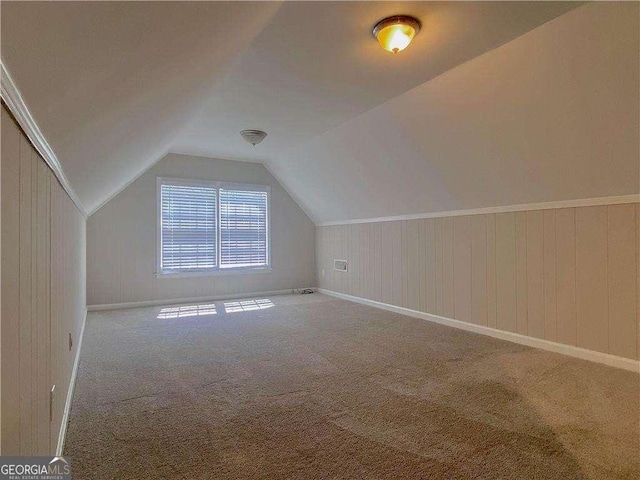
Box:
[65,294,639,479]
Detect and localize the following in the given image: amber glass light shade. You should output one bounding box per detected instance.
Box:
[373,16,420,53]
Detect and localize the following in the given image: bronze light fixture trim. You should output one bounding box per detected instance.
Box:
[373,15,421,53]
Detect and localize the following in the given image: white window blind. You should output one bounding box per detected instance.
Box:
[160,183,217,272]
[220,189,268,268]
[158,179,270,275]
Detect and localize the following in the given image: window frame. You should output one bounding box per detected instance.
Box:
[156,176,271,278]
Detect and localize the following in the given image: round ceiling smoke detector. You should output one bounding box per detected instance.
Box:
[240,129,267,146]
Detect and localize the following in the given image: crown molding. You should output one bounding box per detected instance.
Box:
[316,195,640,227]
[1,62,87,217]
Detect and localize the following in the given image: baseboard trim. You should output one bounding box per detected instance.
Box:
[318,289,640,373]
[87,288,316,312]
[56,308,88,456]
[316,195,640,227]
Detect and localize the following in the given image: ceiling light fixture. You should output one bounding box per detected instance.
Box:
[240,129,267,146]
[372,15,421,53]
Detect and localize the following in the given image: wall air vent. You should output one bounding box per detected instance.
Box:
[334,259,348,272]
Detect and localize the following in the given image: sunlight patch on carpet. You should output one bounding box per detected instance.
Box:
[223,299,274,313]
[157,303,218,319]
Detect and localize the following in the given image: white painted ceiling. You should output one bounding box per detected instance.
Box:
[3,1,637,222]
[1,1,281,213]
[171,1,580,163]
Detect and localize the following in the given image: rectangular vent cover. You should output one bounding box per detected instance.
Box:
[334,259,348,272]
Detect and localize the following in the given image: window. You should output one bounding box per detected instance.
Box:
[158,178,269,276]
[220,189,268,268]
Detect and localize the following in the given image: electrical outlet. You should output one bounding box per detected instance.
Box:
[69,332,73,351]
[321,269,325,277]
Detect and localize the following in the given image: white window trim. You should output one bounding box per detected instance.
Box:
[156,176,271,278]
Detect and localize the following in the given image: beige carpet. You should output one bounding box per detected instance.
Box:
[65,294,639,479]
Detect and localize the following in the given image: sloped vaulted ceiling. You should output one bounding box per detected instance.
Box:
[1,1,282,213]
[269,2,640,223]
[2,2,638,221]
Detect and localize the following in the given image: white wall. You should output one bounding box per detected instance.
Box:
[87,153,315,306]
[1,105,86,454]
[270,2,640,223]
[312,2,639,365]
[317,202,640,362]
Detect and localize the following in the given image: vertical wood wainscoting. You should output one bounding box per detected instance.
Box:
[317,205,639,365]
[1,104,87,454]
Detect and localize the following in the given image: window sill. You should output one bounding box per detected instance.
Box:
[155,266,272,279]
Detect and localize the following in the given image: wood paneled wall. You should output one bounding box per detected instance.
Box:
[1,105,86,454]
[317,205,639,360]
